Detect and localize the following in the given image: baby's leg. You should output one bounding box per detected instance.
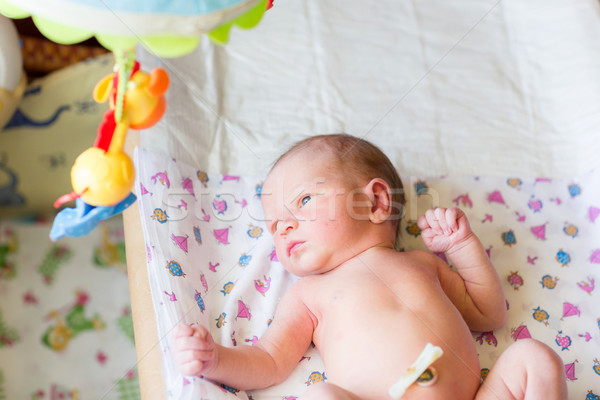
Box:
[300,382,362,400]
[475,339,567,400]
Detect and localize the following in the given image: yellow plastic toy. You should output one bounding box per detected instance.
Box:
[69,147,135,207]
[50,53,169,240]
[55,54,169,208]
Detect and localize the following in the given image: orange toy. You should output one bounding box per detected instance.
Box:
[55,58,169,208]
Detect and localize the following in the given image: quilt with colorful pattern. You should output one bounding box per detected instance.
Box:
[0,218,138,400]
[136,147,599,400]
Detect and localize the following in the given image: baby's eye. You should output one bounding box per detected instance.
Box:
[300,195,311,207]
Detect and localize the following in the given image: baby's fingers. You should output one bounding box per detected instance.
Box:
[191,324,212,341]
[443,208,461,232]
[173,323,212,342]
[417,215,430,231]
[172,323,193,338]
[178,359,203,376]
[431,208,452,234]
[176,356,212,377]
[173,335,214,352]
[418,209,438,231]
[175,347,215,364]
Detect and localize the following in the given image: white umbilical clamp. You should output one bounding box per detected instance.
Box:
[388,343,444,399]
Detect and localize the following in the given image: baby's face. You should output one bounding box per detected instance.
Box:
[261,151,370,276]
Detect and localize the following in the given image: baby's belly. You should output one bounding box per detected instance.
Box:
[315,303,481,399]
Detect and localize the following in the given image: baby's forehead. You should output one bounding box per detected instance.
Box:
[261,168,290,199]
[260,179,286,219]
[261,171,301,206]
[271,146,340,176]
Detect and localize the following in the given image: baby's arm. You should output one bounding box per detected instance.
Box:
[172,282,314,390]
[417,207,506,331]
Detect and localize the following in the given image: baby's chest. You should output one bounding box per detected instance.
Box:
[319,266,438,305]
[308,269,449,338]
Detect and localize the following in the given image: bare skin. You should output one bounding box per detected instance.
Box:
[172,148,567,399]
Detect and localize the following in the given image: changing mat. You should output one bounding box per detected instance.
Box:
[135,147,600,399]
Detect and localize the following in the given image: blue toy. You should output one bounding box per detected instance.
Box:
[50,193,137,241]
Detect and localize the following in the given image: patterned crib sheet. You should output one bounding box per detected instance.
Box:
[135,147,600,399]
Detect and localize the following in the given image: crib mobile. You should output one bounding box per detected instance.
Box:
[0,0,274,240]
[49,56,168,240]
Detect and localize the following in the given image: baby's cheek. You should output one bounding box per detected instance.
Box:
[273,242,285,261]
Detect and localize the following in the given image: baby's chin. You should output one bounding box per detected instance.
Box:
[281,262,315,277]
[285,259,342,277]
[278,256,318,277]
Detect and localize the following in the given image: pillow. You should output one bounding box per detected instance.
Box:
[135,147,600,399]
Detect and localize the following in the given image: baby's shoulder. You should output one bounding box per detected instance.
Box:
[382,248,438,263]
[387,249,445,276]
[400,248,438,261]
[284,275,322,299]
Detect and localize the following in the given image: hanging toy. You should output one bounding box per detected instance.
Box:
[71,56,168,206]
[0,0,275,241]
[50,52,170,241]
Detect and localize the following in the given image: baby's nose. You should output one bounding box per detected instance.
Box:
[279,218,298,234]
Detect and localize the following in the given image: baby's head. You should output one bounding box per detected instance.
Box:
[272,133,405,219]
[262,134,405,275]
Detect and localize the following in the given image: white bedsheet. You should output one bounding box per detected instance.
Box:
[137,0,600,178]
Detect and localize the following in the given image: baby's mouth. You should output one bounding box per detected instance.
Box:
[287,241,305,257]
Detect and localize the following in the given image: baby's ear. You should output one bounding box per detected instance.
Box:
[364,178,392,224]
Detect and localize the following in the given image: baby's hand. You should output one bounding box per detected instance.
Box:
[417,207,474,254]
[172,323,217,377]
